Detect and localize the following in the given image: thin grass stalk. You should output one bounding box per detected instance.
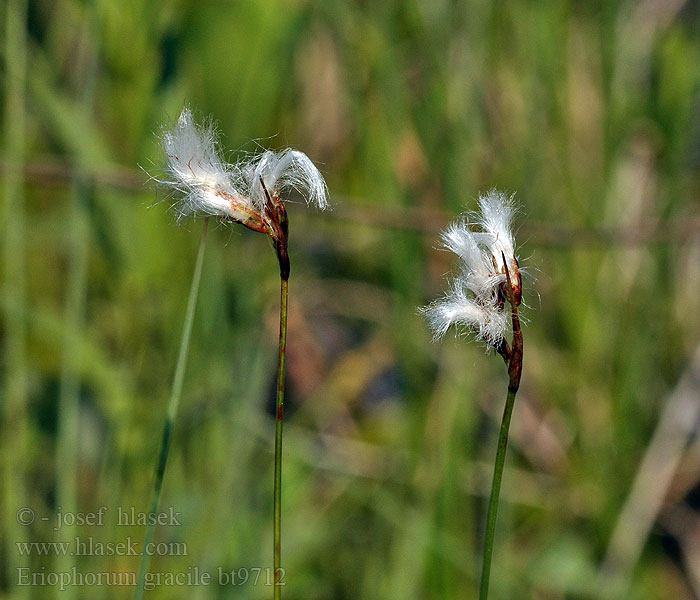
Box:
[54,178,90,598]
[273,275,288,599]
[155,111,323,596]
[479,274,523,600]
[478,386,517,599]
[133,219,209,600]
[55,9,99,594]
[2,1,29,597]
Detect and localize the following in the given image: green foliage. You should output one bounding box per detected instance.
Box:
[2,0,700,598]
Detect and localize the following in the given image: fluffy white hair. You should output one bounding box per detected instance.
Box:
[161,108,246,221]
[420,280,507,345]
[420,190,519,346]
[238,149,328,210]
[160,108,328,222]
[471,189,517,276]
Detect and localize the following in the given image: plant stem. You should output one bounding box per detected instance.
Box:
[3,1,29,597]
[480,265,523,600]
[478,385,518,600]
[274,275,288,599]
[133,219,208,600]
[55,177,90,600]
[55,11,98,594]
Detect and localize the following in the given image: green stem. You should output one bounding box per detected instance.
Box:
[273,275,288,599]
[479,271,523,600]
[55,12,99,595]
[55,178,90,600]
[273,277,289,600]
[133,219,208,600]
[3,1,29,597]
[478,386,518,600]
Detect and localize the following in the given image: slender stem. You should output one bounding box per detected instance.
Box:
[55,178,90,600]
[478,385,518,600]
[274,276,289,599]
[133,219,209,600]
[3,1,29,597]
[55,12,99,594]
[480,257,523,600]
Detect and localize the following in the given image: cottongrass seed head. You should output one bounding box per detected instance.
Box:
[420,189,521,348]
[240,149,328,211]
[159,108,328,231]
[161,108,251,223]
[472,190,521,304]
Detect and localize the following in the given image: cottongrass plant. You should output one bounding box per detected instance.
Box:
[135,108,328,600]
[420,190,524,600]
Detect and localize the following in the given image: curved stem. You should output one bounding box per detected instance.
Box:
[133,219,208,600]
[274,276,288,599]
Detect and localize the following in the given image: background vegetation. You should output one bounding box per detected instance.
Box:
[2,1,700,598]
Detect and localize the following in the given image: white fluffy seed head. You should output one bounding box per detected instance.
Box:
[420,189,520,346]
[161,108,252,222]
[440,221,504,298]
[238,149,328,210]
[163,109,229,189]
[419,281,507,345]
[159,108,329,226]
[472,189,517,277]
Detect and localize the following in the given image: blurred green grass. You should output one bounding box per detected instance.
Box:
[2,1,700,599]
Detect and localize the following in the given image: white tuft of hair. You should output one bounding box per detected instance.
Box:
[161,108,248,221]
[472,189,517,275]
[419,280,507,346]
[159,108,330,225]
[419,189,520,347]
[238,149,328,210]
